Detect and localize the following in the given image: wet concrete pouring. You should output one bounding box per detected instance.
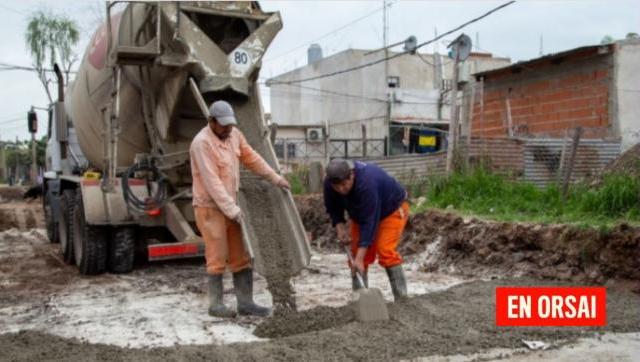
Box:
[1,189,639,360]
[240,181,298,316]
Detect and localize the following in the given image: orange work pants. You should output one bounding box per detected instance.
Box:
[350,201,409,270]
[194,207,251,275]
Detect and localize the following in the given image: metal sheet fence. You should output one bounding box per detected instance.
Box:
[362,152,447,185]
[522,138,621,187]
[274,135,622,188]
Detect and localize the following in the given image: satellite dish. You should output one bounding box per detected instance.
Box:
[404,35,417,54]
[448,34,472,61]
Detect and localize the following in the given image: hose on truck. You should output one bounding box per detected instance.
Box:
[121,159,168,212]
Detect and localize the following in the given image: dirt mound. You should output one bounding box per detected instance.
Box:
[254,305,354,338]
[2,278,639,361]
[0,186,27,203]
[603,142,640,177]
[402,210,640,283]
[295,194,640,283]
[0,202,44,231]
[294,195,339,252]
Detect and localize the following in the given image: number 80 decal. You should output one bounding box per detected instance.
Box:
[234,50,249,64]
[230,49,252,73]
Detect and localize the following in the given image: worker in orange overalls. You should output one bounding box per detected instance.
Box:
[190,100,290,318]
[324,159,409,300]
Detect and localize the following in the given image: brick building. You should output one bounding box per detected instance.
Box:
[468,39,640,150]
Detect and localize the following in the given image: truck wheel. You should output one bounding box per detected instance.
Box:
[109,227,136,273]
[44,192,59,244]
[72,191,107,275]
[58,189,76,264]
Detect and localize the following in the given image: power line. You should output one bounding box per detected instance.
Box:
[0,62,78,74]
[267,1,516,86]
[264,82,448,105]
[262,1,394,64]
[417,52,452,67]
[0,3,25,15]
[0,117,24,125]
[264,82,387,103]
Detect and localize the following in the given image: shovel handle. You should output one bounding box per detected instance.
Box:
[343,245,367,288]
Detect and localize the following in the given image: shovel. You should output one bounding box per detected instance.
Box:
[344,246,389,322]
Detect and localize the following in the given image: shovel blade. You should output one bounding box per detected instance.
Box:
[352,288,389,322]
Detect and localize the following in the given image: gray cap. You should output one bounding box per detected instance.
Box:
[325,159,354,183]
[209,100,237,126]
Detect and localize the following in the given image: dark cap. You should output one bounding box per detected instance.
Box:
[325,159,354,183]
[208,100,237,126]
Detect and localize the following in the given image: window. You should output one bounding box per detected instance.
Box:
[287,143,296,159]
[274,142,296,159]
[274,143,284,158]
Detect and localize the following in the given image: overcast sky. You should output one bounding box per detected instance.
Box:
[0,0,638,142]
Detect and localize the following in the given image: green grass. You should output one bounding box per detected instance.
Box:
[286,166,309,195]
[412,168,640,227]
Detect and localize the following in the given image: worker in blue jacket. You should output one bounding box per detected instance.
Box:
[324,159,409,300]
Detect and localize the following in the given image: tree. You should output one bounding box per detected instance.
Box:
[25,10,79,103]
[600,35,614,44]
[3,137,47,183]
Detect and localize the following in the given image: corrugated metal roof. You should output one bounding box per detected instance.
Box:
[473,44,615,79]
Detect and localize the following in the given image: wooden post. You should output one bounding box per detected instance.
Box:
[361,124,367,158]
[283,138,288,171]
[465,83,477,168]
[561,127,583,201]
[0,143,6,182]
[505,98,513,137]
[556,129,570,185]
[308,161,324,194]
[324,119,330,164]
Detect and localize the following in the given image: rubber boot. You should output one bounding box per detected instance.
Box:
[351,271,368,291]
[208,274,237,318]
[386,265,408,301]
[233,268,271,317]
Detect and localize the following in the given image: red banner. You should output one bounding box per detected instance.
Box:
[496,287,606,326]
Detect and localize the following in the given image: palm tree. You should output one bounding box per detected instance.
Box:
[25,10,79,103]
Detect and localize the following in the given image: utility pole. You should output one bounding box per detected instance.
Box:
[539,34,544,56]
[28,106,38,184]
[15,135,20,184]
[0,142,6,182]
[446,34,472,174]
[446,49,461,174]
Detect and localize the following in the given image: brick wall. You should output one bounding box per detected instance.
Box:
[471,49,613,138]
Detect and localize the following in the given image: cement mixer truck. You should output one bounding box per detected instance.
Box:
[42,1,310,276]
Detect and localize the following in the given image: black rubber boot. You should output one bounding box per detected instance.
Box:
[351,271,368,291]
[386,265,408,301]
[233,268,271,317]
[208,274,237,318]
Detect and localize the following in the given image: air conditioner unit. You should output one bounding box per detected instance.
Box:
[306,127,324,142]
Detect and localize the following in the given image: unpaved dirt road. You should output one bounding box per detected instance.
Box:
[1,191,639,361]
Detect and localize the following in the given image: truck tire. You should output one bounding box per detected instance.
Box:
[58,189,76,264]
[72,191,107,275]
[109,227,136,273]
[44,192,59,244]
